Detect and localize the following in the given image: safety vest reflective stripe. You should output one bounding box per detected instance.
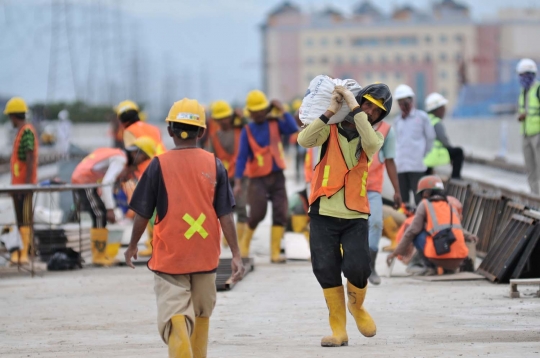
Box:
[11,124,39,185]
[519,82,540,136]
[424,200,462,235]
[183,213,208,239]
[244,121,286,178]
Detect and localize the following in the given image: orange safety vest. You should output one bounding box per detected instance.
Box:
[71,148,126,184]
[123,121,167,155]
[304,147,314,184]
[245,120,286,178]
[11,124,39,185]
[423,199,469,260]
[149,148,221,275]
[211,128,241,179]
[366,121,391,193]
[309,125,370,214]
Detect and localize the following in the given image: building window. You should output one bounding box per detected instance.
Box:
[305,38,314,47]
[455,53,462,62]
[439,70,447,79]
[385,37,394,46]
[425,35,432,43]
[395,54,403,63]
[440,34,448,43]
[352,37,380,47]
[320,38,329,46]
[399,36,417,45]
[335,37,343,46]
[351,55,358,64]
[336,56,343,65]
[455,34,463,43]
[320,56,329,64]
[380,55,387,64]
[409,54,417,63]
[440,52,447,62]
[424,53,431,63]
[306,57,315,65]
[365,55,372,64]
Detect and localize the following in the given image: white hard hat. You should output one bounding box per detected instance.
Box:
[425,92,448,112]
[394,84,415,100]
[58,109,69,121]
[516,58,537,74]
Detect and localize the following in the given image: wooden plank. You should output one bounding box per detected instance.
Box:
[412,272,486,282]
[509,278,540,285]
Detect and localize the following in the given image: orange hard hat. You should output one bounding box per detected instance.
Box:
[416,175,444,194]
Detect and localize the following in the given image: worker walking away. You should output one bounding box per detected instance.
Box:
[208,100,248,247]
[387,175,469,275]
[56,109,72,159]
[424,93,464,179]
[5,97,38,265]
[124,98,245,358]
[298,83,390,347]
[393,84,435,205]
[366,105,401,285]
[71,137,154,266]
[235,90,298,263]
[516,59,540,194]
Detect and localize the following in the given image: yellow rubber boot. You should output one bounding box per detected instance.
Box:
[291,214,310,242]
[169,315,193,358]
[190,317,209,358]
[139,223,154,256]
[90,228,118,266]
[382,217,399,252]
[11,226,31,264]
[236,222,246,247]
[271,225,286,264]
[240,226,255,258]
[346,281,376,337]
[321,286,349,347]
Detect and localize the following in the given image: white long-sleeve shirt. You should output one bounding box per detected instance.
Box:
[394,108,436,173]
[92,154,126,210]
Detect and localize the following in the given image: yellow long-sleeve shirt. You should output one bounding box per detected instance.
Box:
[297,112,384,219]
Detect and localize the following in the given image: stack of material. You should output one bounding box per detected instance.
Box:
[62,223,92,264]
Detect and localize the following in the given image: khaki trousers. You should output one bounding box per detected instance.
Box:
[154,272,216,344]
[523,133,540,195]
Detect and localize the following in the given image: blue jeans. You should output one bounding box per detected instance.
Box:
[413,231,428,252]
[367,191,383,252]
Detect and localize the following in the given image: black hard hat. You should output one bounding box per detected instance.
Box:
[354,83,393,124]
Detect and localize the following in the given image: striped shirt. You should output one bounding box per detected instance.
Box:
[17,129,35,161]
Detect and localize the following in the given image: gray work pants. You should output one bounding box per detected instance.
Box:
[523,134,540,195]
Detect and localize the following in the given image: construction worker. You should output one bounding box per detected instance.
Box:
[208,100,248,246]
[393,84,435,204]
[298,83,391,347]
[387,175,469,275]
[72,137,154,266]
[5,97,38,265]
[516,59,540,194]
[235,90,298,263]
[424,92,464,179]
[366,99,400,285]
[116,100,167,172]
[124,98,244,358]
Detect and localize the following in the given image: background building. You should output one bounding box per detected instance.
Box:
[262,0,540,117]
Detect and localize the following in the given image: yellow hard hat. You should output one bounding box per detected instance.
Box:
[211,100,233,120]
[127,136,157,159]
[363,94,386,111]
[166,98,206,129]
[4,97,28,115]
[139,111,148,122]
[246,90,269,112]
[116,100,139,116]
[292,98,302,112]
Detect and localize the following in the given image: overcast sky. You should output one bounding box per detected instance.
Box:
[1,0,539,118]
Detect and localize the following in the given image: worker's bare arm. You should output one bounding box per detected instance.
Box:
[124,213,149,269]
[219,212,245,282]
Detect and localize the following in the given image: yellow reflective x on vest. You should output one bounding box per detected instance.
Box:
[183,213,209,240]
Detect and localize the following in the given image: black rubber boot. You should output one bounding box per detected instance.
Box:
[368,249,381,285]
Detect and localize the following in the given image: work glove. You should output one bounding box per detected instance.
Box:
[334,85,360,111]
[326,91,343,115]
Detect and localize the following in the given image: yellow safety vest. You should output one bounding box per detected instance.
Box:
[424,114,450,168]
[519,82,540,137]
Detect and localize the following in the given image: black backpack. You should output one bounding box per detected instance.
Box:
[47,248,83,271]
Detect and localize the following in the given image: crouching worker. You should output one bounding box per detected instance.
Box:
[387,175,469,275]
[124,98,245,358]
[298,83,392,347]
[71,137,153,266]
